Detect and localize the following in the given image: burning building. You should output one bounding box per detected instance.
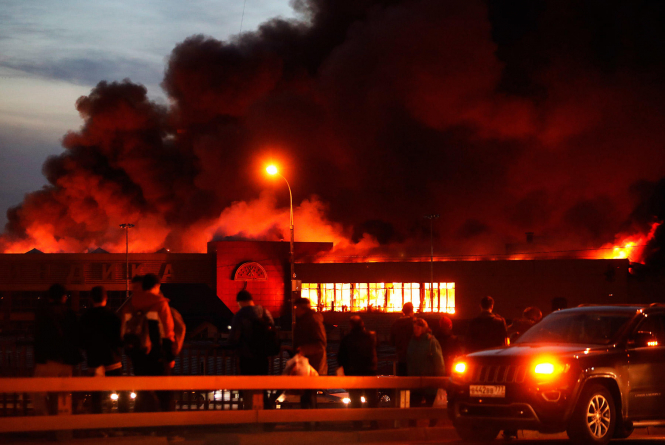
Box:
[0,239,633,336]
[2,1,665,333]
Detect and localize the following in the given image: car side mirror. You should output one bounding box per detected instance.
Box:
[630,331,658,348]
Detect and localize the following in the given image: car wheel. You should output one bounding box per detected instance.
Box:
[454,423,500,442]
[566,384,615,445]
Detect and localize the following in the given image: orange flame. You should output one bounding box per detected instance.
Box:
[598,221,661,264]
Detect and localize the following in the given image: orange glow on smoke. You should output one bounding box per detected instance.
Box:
[1,193,379,255]
[178,193,380,255]
[597,222,661,264]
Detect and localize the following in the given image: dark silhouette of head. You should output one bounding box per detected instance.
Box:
[294,297,311,307]
[413,317,430,336]
[439,315,453,333]
[480,296,494,311]
[294,297,311,317]
[142,273,160,292]
[402,302,414,316]
[47,283,67,304]
[349,315,365,331]
[91,286,107,305]
[524,306,542,322]
[236,290,253,302]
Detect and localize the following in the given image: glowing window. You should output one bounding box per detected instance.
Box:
[302,281,455,313]
[353,283,369,311]
[301,283,319,308]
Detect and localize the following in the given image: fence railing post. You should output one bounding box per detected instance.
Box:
[394,388,410,428]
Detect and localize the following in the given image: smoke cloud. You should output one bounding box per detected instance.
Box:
[2,0,665,266]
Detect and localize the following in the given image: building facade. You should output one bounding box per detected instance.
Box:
[0,240,632,333]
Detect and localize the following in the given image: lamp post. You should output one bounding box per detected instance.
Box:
[266,165,296,340]
[424,214,439,311]
[119,223,135,300]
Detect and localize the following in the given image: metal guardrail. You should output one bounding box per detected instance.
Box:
[0,375,447,392]
[0,376,449,432]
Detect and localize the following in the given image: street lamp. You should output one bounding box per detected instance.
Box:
[424,215,439,312]
[266,165,296,339]
[119,223,135,300]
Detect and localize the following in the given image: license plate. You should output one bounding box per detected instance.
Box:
[469,385,505,398]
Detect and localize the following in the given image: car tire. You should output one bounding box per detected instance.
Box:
[454,423,500,442]
[566,383,616,445]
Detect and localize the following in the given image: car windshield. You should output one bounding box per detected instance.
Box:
[515,311,634,345]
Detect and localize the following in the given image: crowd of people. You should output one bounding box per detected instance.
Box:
[33,280,549,422]
[32,273,183,415]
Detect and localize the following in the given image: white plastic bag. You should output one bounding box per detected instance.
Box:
[283,352,319,377]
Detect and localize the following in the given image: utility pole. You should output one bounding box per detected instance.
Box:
[424,215,439,311]
[119,223,135,300]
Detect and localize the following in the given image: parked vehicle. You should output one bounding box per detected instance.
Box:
[448,304,665,444]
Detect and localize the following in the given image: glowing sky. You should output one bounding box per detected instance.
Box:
[0,0,295,227]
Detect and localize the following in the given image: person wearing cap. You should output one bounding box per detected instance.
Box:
[229,289,274,410]
[407,318,445,426]
[390,302,415,376]
[229,290,275,376]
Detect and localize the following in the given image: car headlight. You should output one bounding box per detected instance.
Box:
[533,361,568,377]
[534,363,555,374]
[453,361,467,374]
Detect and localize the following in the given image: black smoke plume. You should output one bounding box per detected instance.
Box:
[2,0,665,265]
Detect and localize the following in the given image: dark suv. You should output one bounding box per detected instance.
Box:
[447,305,665,444]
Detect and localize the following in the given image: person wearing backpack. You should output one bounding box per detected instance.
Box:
[229,290,276,409]
[229,290,276,375]
[121,273,176,412]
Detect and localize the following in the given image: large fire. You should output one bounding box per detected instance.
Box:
[2,1,665,268]
[598,221,661,264]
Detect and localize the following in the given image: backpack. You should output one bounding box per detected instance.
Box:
[248,310,281,357]
[123,307,153,355]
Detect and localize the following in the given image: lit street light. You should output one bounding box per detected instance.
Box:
[119,223,135,300]
[265,165,297,340]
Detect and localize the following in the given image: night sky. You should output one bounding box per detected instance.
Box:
[2,0,665,267]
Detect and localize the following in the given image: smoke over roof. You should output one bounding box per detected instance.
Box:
[2,0,665,266]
